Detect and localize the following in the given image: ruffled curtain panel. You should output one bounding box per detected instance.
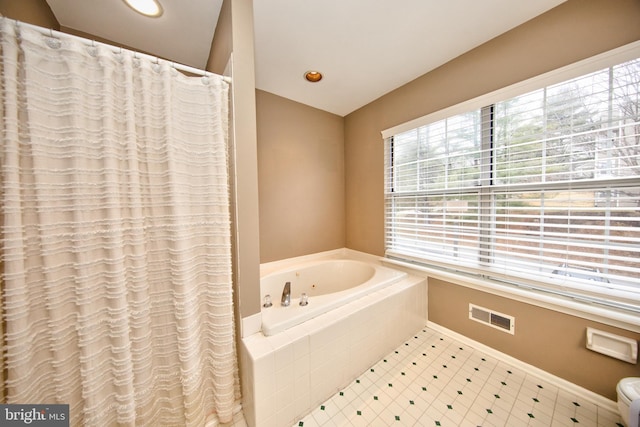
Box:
[0,18,239,426]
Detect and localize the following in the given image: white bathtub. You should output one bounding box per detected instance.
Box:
[242,249,427,427]
[260,258,407,336]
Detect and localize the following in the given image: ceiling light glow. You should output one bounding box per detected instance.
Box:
[123,0,163,17]
[304,71,323,83]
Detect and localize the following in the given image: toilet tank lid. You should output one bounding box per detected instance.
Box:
[619,377,640,399]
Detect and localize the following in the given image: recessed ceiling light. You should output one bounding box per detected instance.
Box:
[123,0,164,17]
[304,71,323,83]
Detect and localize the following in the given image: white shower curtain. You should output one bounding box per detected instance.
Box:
[0,18,239,426]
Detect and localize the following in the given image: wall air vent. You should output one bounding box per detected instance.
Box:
[469,304,515,335]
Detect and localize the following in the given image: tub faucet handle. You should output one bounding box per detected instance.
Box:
[299,293,309,306]
[281,281,291,307]
[263,294,273,308]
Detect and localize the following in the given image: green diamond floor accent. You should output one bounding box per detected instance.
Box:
[293,327,625,427]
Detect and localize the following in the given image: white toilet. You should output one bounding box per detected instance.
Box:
[617,377,640,427]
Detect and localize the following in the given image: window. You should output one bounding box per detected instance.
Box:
[384,53,640,312]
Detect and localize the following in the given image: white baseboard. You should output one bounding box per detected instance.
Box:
[427,321,619,413]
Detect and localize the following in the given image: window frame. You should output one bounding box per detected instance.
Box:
[382,41,640,327]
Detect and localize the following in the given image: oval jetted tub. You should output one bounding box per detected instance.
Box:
[260,258,407,336]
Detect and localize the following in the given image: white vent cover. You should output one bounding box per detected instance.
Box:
[469,304,515,335]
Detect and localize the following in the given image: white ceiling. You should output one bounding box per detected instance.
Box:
[45,0,223,70]
[45,0,567,117]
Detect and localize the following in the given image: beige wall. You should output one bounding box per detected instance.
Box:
[344,0,640,256]
[207,0,232,76]
[207,0,262,320]
[256,90,345,263]
[429,279,640,401]
[343,0,640,401]
[0,0,58,28]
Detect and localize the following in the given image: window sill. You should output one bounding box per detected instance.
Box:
[381,256,640,333]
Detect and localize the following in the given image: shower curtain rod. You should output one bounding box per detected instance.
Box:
[10,18,231,83]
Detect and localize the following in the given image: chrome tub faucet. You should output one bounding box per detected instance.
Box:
[281,281,291,306]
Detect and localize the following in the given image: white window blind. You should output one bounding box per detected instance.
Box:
[385,57,640,312]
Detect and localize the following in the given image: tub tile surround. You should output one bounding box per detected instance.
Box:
[295,326,625,427]
[241,251,427,427]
